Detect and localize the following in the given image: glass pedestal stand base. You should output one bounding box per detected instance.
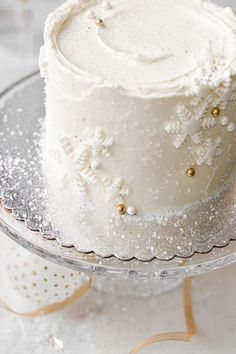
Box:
[93,276,183,297]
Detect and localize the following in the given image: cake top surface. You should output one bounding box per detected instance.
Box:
[45,0,236,96]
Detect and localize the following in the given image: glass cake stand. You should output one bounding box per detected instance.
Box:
[1,205,236,296]
[0,72,236,296]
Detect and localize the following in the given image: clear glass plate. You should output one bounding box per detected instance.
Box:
[1,207,236,280]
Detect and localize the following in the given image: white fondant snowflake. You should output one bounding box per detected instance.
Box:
[74,166,98,195]
[60,138,97,195]
[74,147,90,171]
[102,177,129,203]
[59,130,130,203]
[196,138,223,166]
[165,68,236,167]
[60,136,74,156]
[165,103,216,149]
[85,129,114,157]
[186,56,228,97]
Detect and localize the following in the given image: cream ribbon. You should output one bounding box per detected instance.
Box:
[0,266,195,353]
[130,277,196,354]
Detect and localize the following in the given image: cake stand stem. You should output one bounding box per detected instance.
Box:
[92,276,184,297]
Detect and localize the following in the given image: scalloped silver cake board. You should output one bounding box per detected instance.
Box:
[0,72,235,261]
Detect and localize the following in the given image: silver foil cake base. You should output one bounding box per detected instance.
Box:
[0,72,235,261]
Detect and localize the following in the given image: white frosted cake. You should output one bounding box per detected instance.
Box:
[40,0,236,259]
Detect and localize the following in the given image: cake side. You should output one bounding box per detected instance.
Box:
[40,0,236,223]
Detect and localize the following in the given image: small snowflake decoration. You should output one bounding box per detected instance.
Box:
[166,68,236,167]
[196,138,223,166]
[102,176,129,203]
[59,131,130,204]
[60,130,114,196]
[186,56,228,98]
[85,128,114,157]
[60,137,96,195]
[191,76,236,133]
[165,103,216,149]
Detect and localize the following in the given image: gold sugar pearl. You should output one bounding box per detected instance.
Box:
[116,204,127,215]
[186,167,196,177]
[211,107,220,117]
[95,18,104,27]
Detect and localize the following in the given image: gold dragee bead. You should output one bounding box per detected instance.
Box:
[186,167,196,177]
[95,18,104,27]
[116,204,127,215]
[211,107,220,117]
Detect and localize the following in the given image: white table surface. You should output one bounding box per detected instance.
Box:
[0,1,236,353]
[0,235,236,354]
